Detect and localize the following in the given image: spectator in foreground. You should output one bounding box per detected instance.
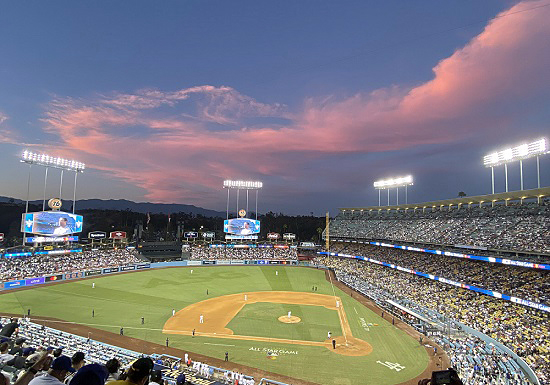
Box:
[0,319,19,337]
[106,357,153,385]
[148,370,163,385]
[69,363,108,385]
[64,352,85,384]
[105,358,121,382]
[0,342,14,365]
[28,355,75,385]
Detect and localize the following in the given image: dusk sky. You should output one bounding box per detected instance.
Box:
[1,1,549,214]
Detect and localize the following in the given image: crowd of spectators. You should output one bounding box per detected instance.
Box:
[189,247,297,260]
[315,255,549,385]
[330,202,550,253]
[0,317,256,385]
[332,268,532,385]
[330,243,550,305]
[0,250,141,282]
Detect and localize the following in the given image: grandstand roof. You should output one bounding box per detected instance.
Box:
[340,187,550,212]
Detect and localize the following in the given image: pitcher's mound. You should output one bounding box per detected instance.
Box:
[278,315,301,324]
[326,336,373,356]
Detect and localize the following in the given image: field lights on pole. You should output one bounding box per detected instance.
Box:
[483,138,547,194]
[223,180,263,221]
[21,150,86,172]
[373,175,413,206]
[223,180,263,190]
[19,150,85,244]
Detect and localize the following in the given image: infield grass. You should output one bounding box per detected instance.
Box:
[227,302,342,342]
[0,266,429,385]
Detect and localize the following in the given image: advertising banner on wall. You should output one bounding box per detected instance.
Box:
[45,274,64,282]
[89,231,107,239]
[65,272,83,279]
[25,277,45,286]
[110,231,127,239]
[4,280,26,289]
[26,236,79,243]
[85,270,102,277]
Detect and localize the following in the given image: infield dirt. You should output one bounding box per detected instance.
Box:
[163,290,373,356]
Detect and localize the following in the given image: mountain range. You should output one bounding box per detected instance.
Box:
[0,196,225,217]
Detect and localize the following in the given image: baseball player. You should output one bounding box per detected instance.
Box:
[172,308,176,316]
[92,282,95,289]
[199,314,204,324]
[327,331,331,339]
[244,294,248,301]
[276,271,278,276]
[191,269,193,274]
[336,300,340,308]
[287,311,291,319]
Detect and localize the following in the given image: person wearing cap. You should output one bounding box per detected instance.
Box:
[63,352,85,384]
[106,357,153,385]
[69,363,108,385]
[175,373,185,385]
[148,370,163,385]
[9,337,26,356]
[6,346,33,369]
[28,355,75,385]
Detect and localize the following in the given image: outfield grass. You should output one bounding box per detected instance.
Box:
[227,302,342,342]
[0,266,429,385]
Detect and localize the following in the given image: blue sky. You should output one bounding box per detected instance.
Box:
[0,0,548,214]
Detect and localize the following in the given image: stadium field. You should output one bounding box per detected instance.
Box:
[0,266,430,385]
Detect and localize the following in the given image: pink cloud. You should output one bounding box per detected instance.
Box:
[36,1,550,204]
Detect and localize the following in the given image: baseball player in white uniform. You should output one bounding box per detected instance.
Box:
[288,311,291,319]
[200,314,204,323]
[172,308,176,316]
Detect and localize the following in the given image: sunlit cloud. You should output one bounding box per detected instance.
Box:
[29,1,550,206]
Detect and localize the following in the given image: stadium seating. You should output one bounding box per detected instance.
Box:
[329,202,550,254]
[189,247,297,260]
[331,243,549,305]
[315,254,549,385]
[0,250,141,282]
[0,317,257,385]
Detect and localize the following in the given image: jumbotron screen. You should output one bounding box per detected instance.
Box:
[21,211,83,236]
[224,218,260,235]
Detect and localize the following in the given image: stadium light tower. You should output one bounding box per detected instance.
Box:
[223,180,263,220]
[20,150,85,213]
[374,175,413,206]
[483,138,547,194]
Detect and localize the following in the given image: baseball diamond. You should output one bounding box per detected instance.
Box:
[0,266,433,385]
